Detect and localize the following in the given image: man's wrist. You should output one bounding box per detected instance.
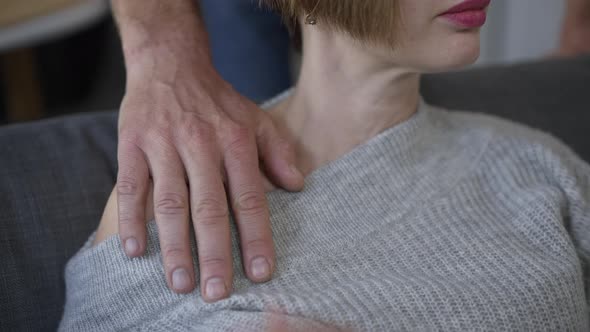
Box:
[124,40,212,85]
[111,0,211,80]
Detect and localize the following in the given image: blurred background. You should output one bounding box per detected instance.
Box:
[0,0,569,125]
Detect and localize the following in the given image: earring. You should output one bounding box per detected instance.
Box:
[304,0,320,25]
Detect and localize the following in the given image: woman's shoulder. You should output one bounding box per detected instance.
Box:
[431,104,589,191]
[434,105,582,162]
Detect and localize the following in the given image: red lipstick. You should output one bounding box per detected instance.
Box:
[439,0,491,28]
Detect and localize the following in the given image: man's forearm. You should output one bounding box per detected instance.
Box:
[110,0,210,75]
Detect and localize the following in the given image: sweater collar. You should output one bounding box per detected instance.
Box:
[261,89,434,186]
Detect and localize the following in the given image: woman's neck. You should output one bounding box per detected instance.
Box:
[268,26,421,176]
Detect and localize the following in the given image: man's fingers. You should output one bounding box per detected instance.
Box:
[178,134,233,302]
[224,125,276,283]
[116,140,150,257]
[257,117,304,192]
[149,147,195,294]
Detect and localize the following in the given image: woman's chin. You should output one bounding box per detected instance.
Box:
[392,33,481,73]
[447,34,482,66]
[445,48,480,69]
[422,42,481,72]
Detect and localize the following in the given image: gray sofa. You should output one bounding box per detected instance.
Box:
[1,56,589,331]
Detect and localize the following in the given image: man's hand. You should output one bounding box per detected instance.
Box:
[111,0,303,302]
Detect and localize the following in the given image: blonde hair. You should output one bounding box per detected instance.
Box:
[262,0,399,45]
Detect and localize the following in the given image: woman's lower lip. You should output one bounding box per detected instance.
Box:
[440,10,487,28]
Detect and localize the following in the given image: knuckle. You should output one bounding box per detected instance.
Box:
[243,238,270,251]
[144,127,175,149]
[235,190,266,217]
[198,257,227,271]
[118,119,145,140]
[224,124,252,153]
[117,211,136,226]
[117,176,139,196]
[194,197,229,226]
[155,193,187,216]
[162,245,187,264]
[180,118,216,145]
[255,117,275,141]
[119,132,142,147]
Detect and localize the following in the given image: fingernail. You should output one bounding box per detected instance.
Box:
[172,268,191,292]
[205,277,227,300]
[251,256,271,280]
[124,237,139,256]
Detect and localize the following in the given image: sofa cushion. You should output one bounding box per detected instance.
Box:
[422,55,590,162]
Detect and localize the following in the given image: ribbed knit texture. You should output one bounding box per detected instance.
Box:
[60,96,590,331]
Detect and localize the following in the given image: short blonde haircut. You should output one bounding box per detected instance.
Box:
[262,0,399,45]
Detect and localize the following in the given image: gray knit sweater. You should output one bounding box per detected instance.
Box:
[60,97,590,331]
